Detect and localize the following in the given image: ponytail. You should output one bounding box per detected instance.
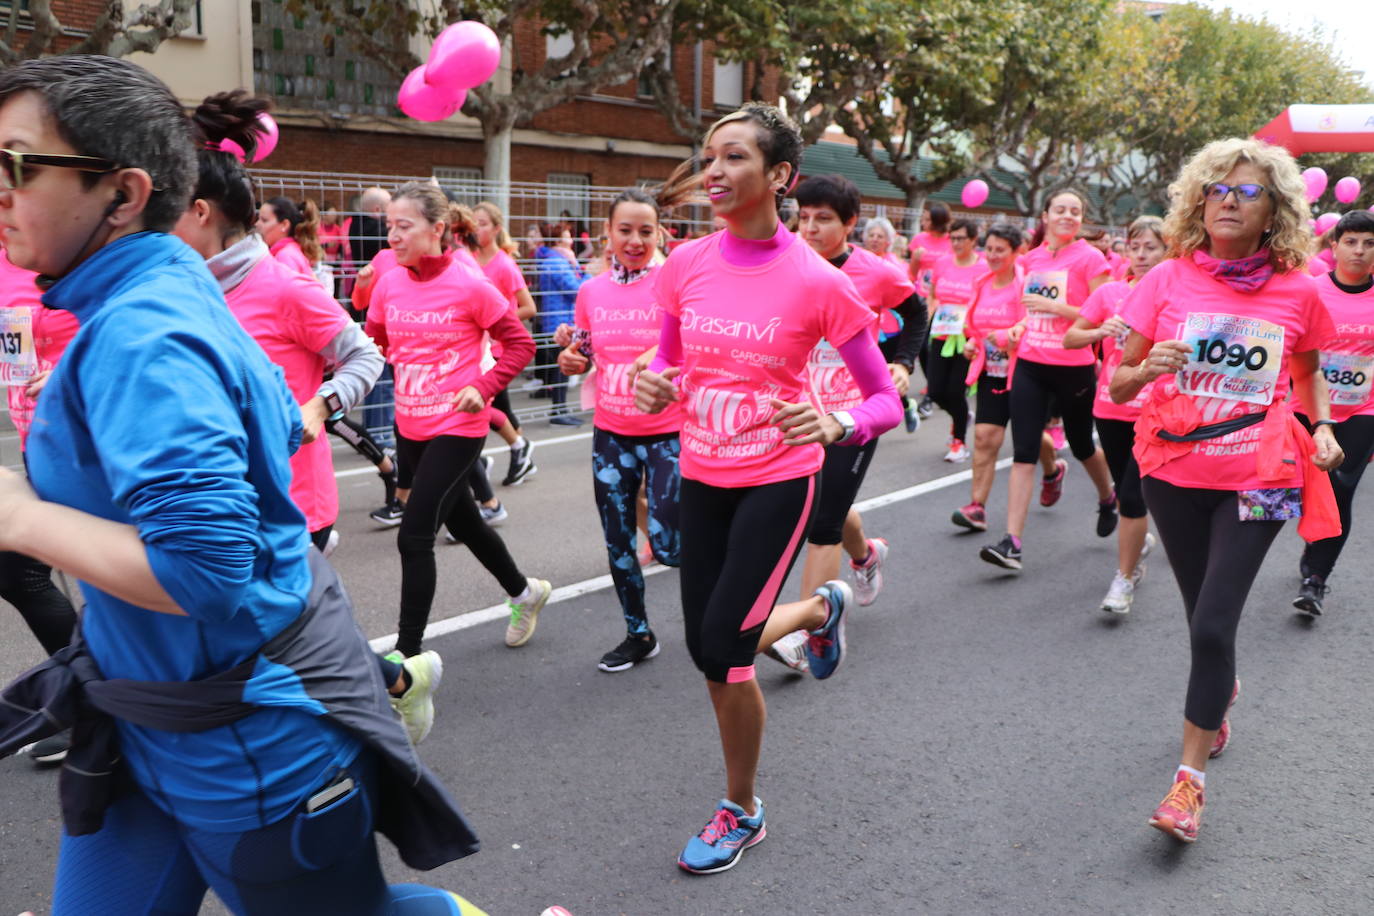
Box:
[189,89,268,235]
[446,202,478,252]
[296,199,322,264]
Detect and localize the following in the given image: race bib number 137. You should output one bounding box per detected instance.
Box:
[1177,312,1283,406]
[0,310,35,387]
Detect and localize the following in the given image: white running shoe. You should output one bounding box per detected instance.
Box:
[1101,570,1134,614]
[849,537,888,607]
[1139,531,1156,562]
[762,629,810,673]
[323,529,340,557]
[943,438,970,462]
[505,578,553,647]
[390,650,443,744]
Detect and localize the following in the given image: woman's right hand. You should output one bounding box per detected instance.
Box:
[355,264,375,289]
[553,323,574,348]
[1007,323,1026,346]
[634,367,680,414]
[1099,315,1130,341]
[557,346,589,376]
[1138,339,1191,383]
[962,338,978,360]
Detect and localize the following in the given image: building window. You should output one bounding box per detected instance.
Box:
[546,173,590,224]
[434,167,484,206]
[713,58,744,109]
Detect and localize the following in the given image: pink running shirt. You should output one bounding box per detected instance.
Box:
[575,268,680,436]
[1016,239,1110,367]
[1121,257,1335,490]
[655,232,874,488]
[351,248,399,314]
[366,257,512,440]
[1289,272,1374,422]
[965,269,1024,381]
[1,250,80,447]
[1079,280,1150,421]
[479,249,528,361]
[928,253,989,340]
[809,246,912,413]
[226,255,351,532]
[907,231,952,296]
[270,236,314,279]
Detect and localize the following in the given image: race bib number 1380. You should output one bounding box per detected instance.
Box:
[1177,312,1283,406]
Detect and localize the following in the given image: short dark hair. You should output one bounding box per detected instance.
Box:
[927,202,951,232]
[984,222,1023,250]
[1333,210,1374,241]
[705,102,803,206]
[0,56,196,233]
[949,217,979,239]
[793,174,862,223]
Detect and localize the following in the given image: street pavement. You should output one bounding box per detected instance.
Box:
[2,408,1372,915]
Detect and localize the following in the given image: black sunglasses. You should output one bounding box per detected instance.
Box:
[1202,183,1271,204]
[0,148,119,191]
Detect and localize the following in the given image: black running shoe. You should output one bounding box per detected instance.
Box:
[503,437,536,486]
[25,730,71,767]
[979,535,1022,571]
[369,498,406,527]
[597,633,660,672]
[1096,495,1119,538]
[1293,576,1327,617]
[916,395,935,420]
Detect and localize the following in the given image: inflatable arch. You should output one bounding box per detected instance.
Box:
[1255,105,1374,155]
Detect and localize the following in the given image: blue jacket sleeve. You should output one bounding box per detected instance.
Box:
[78,312,282,623]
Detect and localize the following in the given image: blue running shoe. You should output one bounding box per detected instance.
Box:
[677,798,766,874]
[806,579,851,679]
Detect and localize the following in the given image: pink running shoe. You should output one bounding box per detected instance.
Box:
[1040,459,1068,507]
[951,502,988,532]
[1148,770,1205,843]
[1210,678,1241,758]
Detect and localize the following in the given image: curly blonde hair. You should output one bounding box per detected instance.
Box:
[1163,138,1311,273]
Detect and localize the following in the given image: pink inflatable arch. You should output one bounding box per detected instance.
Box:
[1255,105,1374,155]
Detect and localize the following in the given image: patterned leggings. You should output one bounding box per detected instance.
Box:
[591,427,681,636]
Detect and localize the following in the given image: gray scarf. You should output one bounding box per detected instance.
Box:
[206,233,269,294]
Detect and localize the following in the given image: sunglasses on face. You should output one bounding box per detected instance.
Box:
[0,148,119,191]
[1202,183,1271,204]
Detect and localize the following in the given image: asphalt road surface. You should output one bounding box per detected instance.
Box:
[2,406,1372,915]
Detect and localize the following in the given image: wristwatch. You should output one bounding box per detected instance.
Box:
[321,388,345,421]
[830,410,856,444]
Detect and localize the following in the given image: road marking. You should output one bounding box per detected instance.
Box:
[368,455,1015,652]
[336,430,594,479]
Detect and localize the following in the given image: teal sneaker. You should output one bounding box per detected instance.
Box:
[677,798,765,874]
[805,580,851,679]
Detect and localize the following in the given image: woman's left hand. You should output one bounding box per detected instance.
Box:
[299,396,330,444]
[0,467,37,551]
[1312,425,1345,471]
[22,369,52,399]
[770,398,843,446]
[450,386,485,413]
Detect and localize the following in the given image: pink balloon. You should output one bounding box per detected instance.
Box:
[398,66,464,121]
[1315,212,1340,235]
[960,179,989,209]
[426,21,501,91]
[252,113,279,163]
[1301,166,1328,202]
[1334,176,1361,204]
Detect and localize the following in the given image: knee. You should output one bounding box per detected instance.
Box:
[396,529,436,559]
[1189,611,1236,663]
[1119,491,1148,519]
[973,426,1001,451]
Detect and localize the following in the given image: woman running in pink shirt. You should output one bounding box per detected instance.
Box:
[926,217,988,461]
[365,183,548,657]
[635,103,901,875]
[1063,215,1168,614]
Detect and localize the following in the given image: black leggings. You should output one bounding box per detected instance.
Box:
[1142,478,1284,730]
[393,433,527,656]
[1094,417,1146,518]
[926,350,969,441]
[0,551,77,655]
[1296,413,1374,580]
[680,475,818,683]
[809,440,878,545]
[490,387,520,431]
[1009,360,1097,464]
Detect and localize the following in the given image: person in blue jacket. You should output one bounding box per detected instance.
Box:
[0,56,485,916]
[534,222,585,424]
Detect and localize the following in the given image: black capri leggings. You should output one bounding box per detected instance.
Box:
[974,371,1011,428]
[1296,412,1374,580]
[1009,359,1097,464]
[926,350,970,442]
[808,440,878,545]
[1142,478,1284,730]
[1094,417,1146,518]
[393,433,527,656]
[0,551,77,656]
[680,475,818,683]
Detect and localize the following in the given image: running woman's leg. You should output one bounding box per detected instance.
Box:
[592,427,651,637]
[0,550,77,655]
[641,433,681,567]
[799,439,877,598]
[927,351,970,444]
[968,372,1010,508]
[1048,363,1114,503]
[1005,360,1055,539]
[1297,414,1374,581]
[1097,417,1150,577]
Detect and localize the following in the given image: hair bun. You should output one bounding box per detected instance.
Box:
[192,90,271,160]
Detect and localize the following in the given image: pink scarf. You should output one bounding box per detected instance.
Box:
[1192,248,1274,293]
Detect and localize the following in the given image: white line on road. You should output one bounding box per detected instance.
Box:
[335,430,594,479]
[368,455,1014,652]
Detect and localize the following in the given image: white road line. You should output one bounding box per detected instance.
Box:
[367,455,1014,652]
[335,430,594,479]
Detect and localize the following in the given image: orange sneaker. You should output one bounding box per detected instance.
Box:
[1149,770,1205,843]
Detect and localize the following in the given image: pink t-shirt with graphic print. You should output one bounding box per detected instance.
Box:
[367,258,511,440]
[907,231,952,295]
[965,269,1024,381]
[480,249,528,361]
[1290,272,1374,422]
[809,245,912,413]
[2,250,80,447]
[1017,239,1110,367]
[226,255,351,532]
[928,253,989,340]
[1079,279,1150,421]
[576,269,680,436]
[655,231,875,488]
[1121,257,1334,490]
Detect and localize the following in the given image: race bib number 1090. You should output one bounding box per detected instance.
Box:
[1177,312,1283,406]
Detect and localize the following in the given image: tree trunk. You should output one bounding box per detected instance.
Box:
[904,189,928,236]
[483,121,513,215]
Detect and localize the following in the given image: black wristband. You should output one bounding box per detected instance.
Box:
[1313,419,1338,429]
